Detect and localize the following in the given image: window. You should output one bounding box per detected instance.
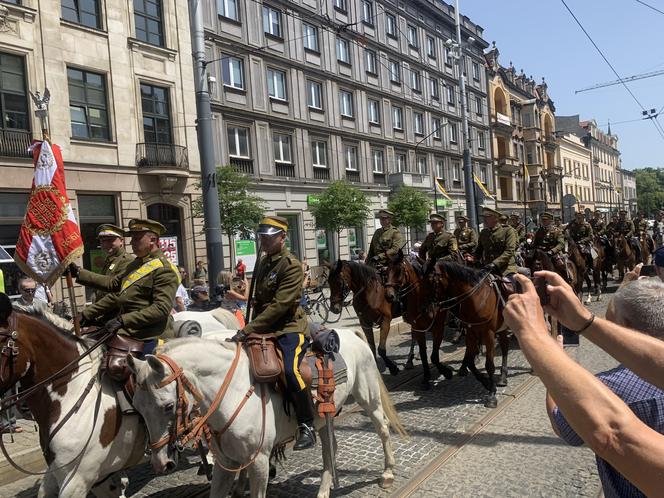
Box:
[478,130,486,150]
[362,1,373,24]
[344,145,357,170]
[449,122,458,143]
[452,161,460,181]
[368,99,380,124]
[389,60,400,83]
[472,61,480,81]
[0,53,29,131]
[432,117,441,139]
[426,36,436,58]
[67,68,109,140]
[410,69,421,93]
[444,46,453,66]
[307,80,323,110]
[227,126,250,157]
[365,49,377,74]
[407,24,418,48]
[141,83,171,144]
[339,90,353,117]
[134,0,164,46]
[221,56,244,89]
[392,106,403,130]
[395,152,406,173]
[480,165,487,183]
[435,159,445,179]
[273,133,292,163]
[267,68,287,100]
[386,13,397,38]
[447,85,455,105]
[262,6,282,38]
[78,194,117,285]
[62,0,101,29]
[414,112,424,135]
[311,140,327,168]
[416,156,426,174]
[430,78,439,100]
[337,38,351,65]
[475,95,483,116]
[303,23,319,52]
[371,149,384,173]
[333,0,347,12]
[217,0,239,21]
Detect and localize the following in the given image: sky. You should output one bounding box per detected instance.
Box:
[459,0,664,170]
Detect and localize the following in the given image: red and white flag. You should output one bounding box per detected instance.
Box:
[14,140,84,286]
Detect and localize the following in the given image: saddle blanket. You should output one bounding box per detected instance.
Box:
[305,351,347,388]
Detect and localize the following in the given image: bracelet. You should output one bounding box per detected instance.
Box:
[572,313,595,335]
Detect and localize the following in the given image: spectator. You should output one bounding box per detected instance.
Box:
[178,266,189,289]
[503,271,664,496]
[173,282,188,313]
[357,249,367,264]
[301,258,311,289]
[193,260,207,282]
[13,277,48,314]
[547,278,664,498]
[410,241,422,259]
[654,246,664,282]
[235,258,246,279]
[187,285,211,311]
[216,270,248,327]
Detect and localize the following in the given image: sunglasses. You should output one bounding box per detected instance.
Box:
[21,288,36,294]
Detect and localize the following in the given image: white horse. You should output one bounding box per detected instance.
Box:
[173,308,241,334]
[128,329,406,498]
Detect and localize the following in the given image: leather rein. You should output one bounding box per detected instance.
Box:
[144,343,267,473]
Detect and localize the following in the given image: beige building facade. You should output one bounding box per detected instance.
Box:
[0,0,205,298]
[557,133,594,220]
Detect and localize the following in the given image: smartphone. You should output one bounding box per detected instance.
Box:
[641,265,657,277]
[532,276,549,306]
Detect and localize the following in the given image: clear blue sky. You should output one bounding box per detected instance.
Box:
[460,0,664,170]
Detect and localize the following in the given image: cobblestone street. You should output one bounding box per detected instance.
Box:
[1,287,616,497]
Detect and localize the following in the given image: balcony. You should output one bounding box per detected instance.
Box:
[136,143,189,175]
[275,162,296,178]
[494,155,521,174]
[345,170,360,183]
[0,129,32,159]
[545,164,563,179]
[542,133,558,151]
[313,167,330,180]
[388,171,432,189]
[230,157,254,175]
[522,127,541,142]
[373,172,387,185]
[492,112,512,134]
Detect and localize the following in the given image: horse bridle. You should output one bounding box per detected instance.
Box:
[0,313,19,383]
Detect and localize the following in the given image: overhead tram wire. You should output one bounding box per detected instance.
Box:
[635,0,664,16]
[560,0,664,142]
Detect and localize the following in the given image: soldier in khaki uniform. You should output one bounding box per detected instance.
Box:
[229,216,315,450]
[419,213,458,264]
[534,212,567,275]
[94,224,134,302]
[635,212,655,253]
[367,209,404,266]
[454,215,477,259]
[567,211,594,267]
[474,207,517,277]
[508,213,527,245]
[605,214,618,238]
[72,219,180,353]
[589,210,606,237]
[616,210,641,260]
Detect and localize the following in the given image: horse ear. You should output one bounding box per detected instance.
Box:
[126,354,144,376]
[397,249,404,262]
[146,355,166,378]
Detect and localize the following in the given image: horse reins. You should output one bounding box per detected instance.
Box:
[145,344,267,472]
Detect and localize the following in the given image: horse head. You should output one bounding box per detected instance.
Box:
[327,259,350,314]
[383,250,406,303]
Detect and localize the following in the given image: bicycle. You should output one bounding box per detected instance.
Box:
[301,285,335,324]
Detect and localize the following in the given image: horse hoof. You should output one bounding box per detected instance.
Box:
[439,366,454,380]
[388,365,399,376]
[484,397,498,409]
[380,473,395,489]
[496,378,508,387]
[404,360,414,370]
[269,464,277,479]
[458,368,468,377]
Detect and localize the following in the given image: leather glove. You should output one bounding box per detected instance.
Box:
[78,313,91,327]
[481,263,497,274]
[226,329,248,343]
[67,262,80,279]
[104,316,123,334]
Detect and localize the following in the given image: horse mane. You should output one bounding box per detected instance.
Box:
[345,260,380,286]
[436,261,482,284]
[16,310,87,346]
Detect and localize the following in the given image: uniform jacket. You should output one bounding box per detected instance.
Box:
[605,222,617,237]
[243,246,308,337]
[567,221,594,246]
[95,247,135,301]
[616,219,635,237]
[453,226,477,252]
[590,218,605,236]
[419,230,457,261]
[636,219,648,233]
[78,248,179,340]
[367,225,404,263]
[509,223,526,244]
[534,226,565,254]
[475,224,517,276]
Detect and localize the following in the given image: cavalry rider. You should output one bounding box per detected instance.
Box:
[229,216,315,451]
[474,207,517,280]
[453,215,477,261]
[508,213,527,245]
[93,224,135,302]
[419,213,458,267]
[615,210,641,261]
[567,211,594,268]
[635,211,655,254]
[605,214,618,238]
[71,219,180,354]
[589,210,606,237]
[553,215,565,231]
[367,209,404,267]
[533,212,567,276]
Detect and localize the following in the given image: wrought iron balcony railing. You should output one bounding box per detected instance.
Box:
[136,143,189,169]
[0,129,32,159]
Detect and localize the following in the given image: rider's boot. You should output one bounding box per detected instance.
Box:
[293,389,316,450]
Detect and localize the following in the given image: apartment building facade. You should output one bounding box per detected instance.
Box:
[0,0,204,297]
[557,133,594,221]
[204,0,492,263]
[620,169,637,216]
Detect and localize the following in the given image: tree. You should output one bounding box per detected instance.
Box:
[388,186,431,244]
[309,180,371,260]
[192,166,265,263]
[635,167,664,215]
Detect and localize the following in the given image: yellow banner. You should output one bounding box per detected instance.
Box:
[473,173,495,200]
[435,179,452,200]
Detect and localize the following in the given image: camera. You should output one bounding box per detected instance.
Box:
[532,276,549,306]
[640,265,657,277]
[214,284,229,302]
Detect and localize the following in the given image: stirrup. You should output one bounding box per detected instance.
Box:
[293,423,316,451]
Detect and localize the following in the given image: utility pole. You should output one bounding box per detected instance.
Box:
[454,0,479,230]
[189,0,224,297]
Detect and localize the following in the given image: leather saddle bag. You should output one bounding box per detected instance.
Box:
[104,334,145,382]
[244,333,282,384]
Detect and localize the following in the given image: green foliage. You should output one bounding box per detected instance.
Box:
[635,168,664,215]
[192,166,265,239]
[388,186,431,228]
[309,181,371,233]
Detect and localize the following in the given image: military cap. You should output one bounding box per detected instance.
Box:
[124,218,166,236]
[257,216,289,235]
[377,209,395,218]
[97,223,124,238]
[481,206,501,218]
[429,213,445,222]
[619,209,627,215]
[499,214,509,223]
[509,212,520,219]
[456,215,469,222]
[554,215,561,221]
[540,212,554,221]
[594,210,602,215]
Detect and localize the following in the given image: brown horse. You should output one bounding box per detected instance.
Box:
[614,234,636,280]
[383,252,453,388]
[638,231,652,265]
[593,236,612,292]
[565,235,599,303]
[431,261,509,408]
[328,260,399,375]
[523,247,578,293]
[0,305,144,496]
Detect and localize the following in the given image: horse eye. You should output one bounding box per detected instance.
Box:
[164,402,175,412]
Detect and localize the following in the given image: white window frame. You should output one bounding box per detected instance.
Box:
[392,106,403,130]
[362,0,373,24]
[430,78,439,99]
[480,165,487,183]
[340,90,354,117]
[395,153,406,173]
[344,145,358,171]
[410,69,421,93]
[365,49,377,74]
[273,133,292,163]
[389,60,400,83]
[262,6,282,37]
[267,68,287,100]
[447,85,455,105]
[371,149,384,173]
[334,0,347,11]
[368,98,380,124]
[407,24,418,48]
[478,130,486,150]
[217,0,239,21]
[414,112,424,135]
[337,38,351,64]
[452,161,460,181]
[386,13,397,37]
[222,55,244,89]
[416,155,426,174]
[435,159,445,179]
[307,80,323,110]
[449,122,458,143]
[472,61,480,81]
[432,117,441,139]
[303,23,319,52]
[311,140,327,168]
[475,95,483,116]
[426,36,436,58]
[227,126,250,158]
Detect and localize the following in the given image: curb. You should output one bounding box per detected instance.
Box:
[0,442,45,486]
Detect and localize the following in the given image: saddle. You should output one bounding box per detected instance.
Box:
[103,334,145,383]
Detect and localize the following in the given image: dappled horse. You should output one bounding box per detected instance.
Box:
[383,251,453,388]
[0,305,145,497]
[614,234,636,281]
[328,260,400,375]
[565,235,599,303]
[431,262,509,408]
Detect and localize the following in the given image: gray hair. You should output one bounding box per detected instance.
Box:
[611,278,664,339]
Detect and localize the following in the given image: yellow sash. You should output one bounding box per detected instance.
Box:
[120,258,180,293]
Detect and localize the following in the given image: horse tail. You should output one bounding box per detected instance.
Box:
[377,373,408,437]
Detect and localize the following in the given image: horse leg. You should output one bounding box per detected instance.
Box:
[90,472,129,498]
[318,424,335,498]
[210,467,239,498]
[57,472,97,498]
[481,334,498,408]
[404,335,416,370]
[583,272,593,304]
[415,332,431,389]
[431,316,453,380]
[38,472,59,498]
[377,319,398,376]
[361,323,378,365]
[247,453,270,498]
[496,331,509,387]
